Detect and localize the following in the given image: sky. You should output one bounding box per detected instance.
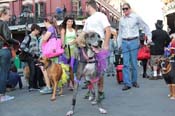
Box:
[126,0,165,31]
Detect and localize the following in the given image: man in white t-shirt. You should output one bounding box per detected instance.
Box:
[83,0,111,102]
[66,1,111,115]
[83,2,111,50]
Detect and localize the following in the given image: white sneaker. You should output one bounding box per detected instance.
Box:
[98,107,107,114]
[39,87,52,94]
[88,96,94,101]
[66,110,74,116]
[89,94,96,101]
[170,96,175,100]
[91,99,97,105]
[0,95,14,102]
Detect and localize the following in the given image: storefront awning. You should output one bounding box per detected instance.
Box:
[0,3,9,7]
[0,0,16,3]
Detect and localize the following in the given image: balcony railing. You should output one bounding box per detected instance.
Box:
[95,0,121,20]
[8,11,87,26]
[94,0,121,28]
[8,8,120,29]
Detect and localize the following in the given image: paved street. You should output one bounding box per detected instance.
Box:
[1,68,175,116]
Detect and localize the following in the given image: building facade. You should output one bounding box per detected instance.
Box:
[0,0,124,39]
[3,0,87,25]
[162,0,175,34]
[0,0,124,26]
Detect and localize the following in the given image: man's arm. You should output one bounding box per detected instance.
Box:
[20,36,30,52]
[117,20,122,49]
[103,26,111,50]
[137,16,152,43]
[60,28,65,46]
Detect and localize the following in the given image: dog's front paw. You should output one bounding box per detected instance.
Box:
[98,108,107,114]
[66,110,74,116]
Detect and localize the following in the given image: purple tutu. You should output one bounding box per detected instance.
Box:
[95,49,109,76]
[58,53,68,64]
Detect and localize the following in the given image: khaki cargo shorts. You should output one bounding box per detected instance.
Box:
[150,55,163,66]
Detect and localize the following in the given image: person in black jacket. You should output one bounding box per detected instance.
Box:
[150,20,171,80]
[0,7,19,102]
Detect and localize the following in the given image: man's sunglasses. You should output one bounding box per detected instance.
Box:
[122,7,129,11]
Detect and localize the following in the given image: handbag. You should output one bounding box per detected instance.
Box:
[137,45,150,60]
[41,29,64,58]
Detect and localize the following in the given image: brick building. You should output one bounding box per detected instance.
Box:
[0,0,123,36]
[0,0,123,26]
[0,0,86,19]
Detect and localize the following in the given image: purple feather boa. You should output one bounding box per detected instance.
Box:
[95,49,109,76]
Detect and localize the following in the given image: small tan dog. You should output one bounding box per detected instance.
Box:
[158,56,175,99]
[38,57,74,101]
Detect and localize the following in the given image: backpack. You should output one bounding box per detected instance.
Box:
[18,35,32,62]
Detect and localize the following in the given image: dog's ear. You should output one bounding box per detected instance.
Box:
[46,58,52,63]
[84,33,89,39]
[46,57,50,61]
[89,32,95,39]
[159,56,166,62]
[39,57,43,60]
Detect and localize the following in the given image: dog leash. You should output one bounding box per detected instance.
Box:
[119,46,140,54]
[68,45,71,63]
[64,44,72,64]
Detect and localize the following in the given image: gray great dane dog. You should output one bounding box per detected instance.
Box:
[66,32,108,116]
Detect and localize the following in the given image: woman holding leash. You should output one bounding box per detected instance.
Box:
[60,16,78,73]
[0,7,19,102]
[60,15,78,89]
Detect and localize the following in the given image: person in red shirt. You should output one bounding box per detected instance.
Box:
[169,34,175,55]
